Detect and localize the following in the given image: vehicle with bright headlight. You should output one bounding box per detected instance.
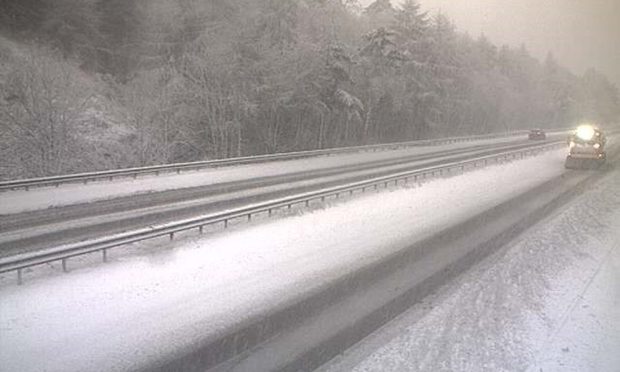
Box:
[565,124,607,169]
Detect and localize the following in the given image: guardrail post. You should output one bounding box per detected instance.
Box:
[62,259,68,272]
[224,219,228,228]
[248,214,252,221]
[268,209,272,216]
[199,225,204,234]
[17,269,22,285]
[305,200,310,207]
[102,249,108,263]
[350,189,354,196]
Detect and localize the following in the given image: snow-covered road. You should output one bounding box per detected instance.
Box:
[0,136,533,215]
[0,146,577,372]
[320,154,620,372]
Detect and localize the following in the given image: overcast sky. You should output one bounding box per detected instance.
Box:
[360,0,620,88]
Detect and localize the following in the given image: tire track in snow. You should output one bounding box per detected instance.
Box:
[321,162,620,372]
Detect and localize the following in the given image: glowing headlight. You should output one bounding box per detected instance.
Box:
[576,125,595,141]
[569,141,576,148]
[593,143,601,149]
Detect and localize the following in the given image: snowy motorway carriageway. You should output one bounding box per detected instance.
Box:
[0,132,567,259]
[0,130,534,192]
[0,132,618,372]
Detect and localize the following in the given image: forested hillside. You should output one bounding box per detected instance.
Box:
[1,0,618,180]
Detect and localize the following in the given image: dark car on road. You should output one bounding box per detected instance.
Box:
[528,129,546,140]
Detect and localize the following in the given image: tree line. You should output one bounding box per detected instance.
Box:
[1,0,618,179]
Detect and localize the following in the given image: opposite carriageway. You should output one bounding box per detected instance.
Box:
[0,130,538,191]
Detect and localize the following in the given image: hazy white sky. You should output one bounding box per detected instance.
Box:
[360,0,620,87]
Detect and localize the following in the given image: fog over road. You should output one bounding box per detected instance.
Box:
[1,1,618,370]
